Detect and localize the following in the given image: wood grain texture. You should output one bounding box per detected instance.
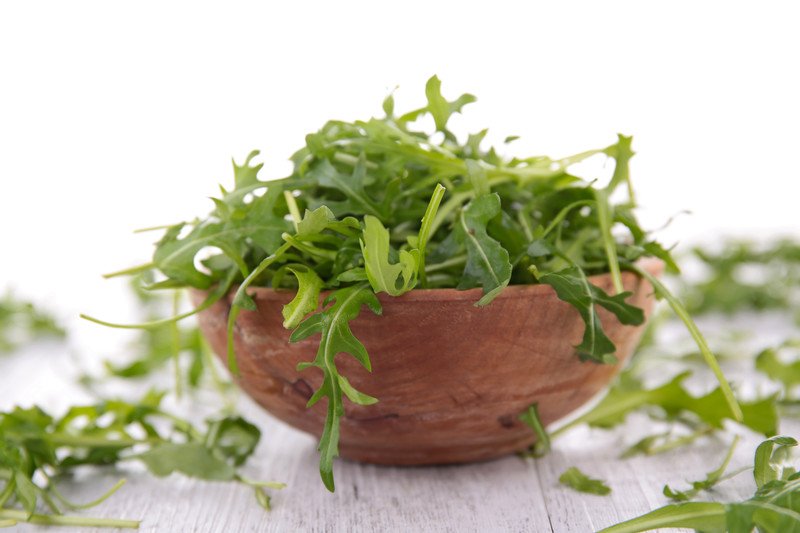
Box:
[194,260,663,465]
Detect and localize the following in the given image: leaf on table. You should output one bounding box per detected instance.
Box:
[138,443,237,481]
[663,436,740,501]
[558,467,611,495]
[754,436,798,488]
[562,371,778,436]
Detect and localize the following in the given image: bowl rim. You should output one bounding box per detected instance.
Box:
[239,257,664,304]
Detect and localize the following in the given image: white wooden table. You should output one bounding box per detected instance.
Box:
[2,315,793,533]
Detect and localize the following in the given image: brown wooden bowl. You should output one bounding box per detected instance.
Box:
[193,259,662,466]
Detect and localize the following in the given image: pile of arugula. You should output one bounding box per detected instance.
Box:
[0,391,283,529]
[83,76,739,491]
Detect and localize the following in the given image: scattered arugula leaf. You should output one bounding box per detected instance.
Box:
[0,393,282,528]
[552,370,776,440]
[558,467,611,496]
[754,436,798,488]
[756,340,800,400]
[599,436,800,533]
[663,436,742,501]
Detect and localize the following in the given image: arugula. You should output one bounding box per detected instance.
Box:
[663,436,742,501]
[0,292,65,354]
[0,392,283,528]
[679,239,800,316]
[290,284,382,491]
[89,76,737,491]
[756,340,800,399]
[519,404,551,458]
[551,370,776,439]
[538,266,644,363]
[558,467,611,496]
[599,436,800,533]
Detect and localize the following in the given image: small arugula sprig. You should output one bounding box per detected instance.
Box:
[0,392,283,528]
[559,467,612,496]
[662,436,744,502]
[85,76,739,490]
[600,436,800,533]
[0,292,64,354]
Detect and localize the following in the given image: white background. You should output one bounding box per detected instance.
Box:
[1,1,798,332]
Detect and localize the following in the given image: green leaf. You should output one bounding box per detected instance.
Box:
[455,193,512,306]
[360,215,419,296]
[519,404,551,457]
[204,416,261,467]
[553,371,777,437]
[306,158,383,218]
[291,284,382,491]
[539,266,643,363]
[754,436,798,488]
[558,467,611,495]
[598,502,726,533]
[424,75,476,132]
[279,265,323,329]
[630,264,743,423]
[663,436,740,501]
[232,150,263,190]
[756,343,800,393]
[138,443,237,481]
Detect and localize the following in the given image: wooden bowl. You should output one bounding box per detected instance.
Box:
[193,259,662,465]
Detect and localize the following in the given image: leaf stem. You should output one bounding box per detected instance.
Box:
[0,509,140,529]
[417,183,446,287]
[629,263,743,422]
[102,263,154,279]
[226,243,292,374]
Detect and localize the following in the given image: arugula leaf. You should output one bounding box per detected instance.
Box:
[558,467,611,495]
[421,75,476,133]
[519,404,551,458]
[138,443,236,480]
[538,266,644,363]
[290,284,382,491]
[306,157,383,219]
[754,436,798,488]
[601,436,800,533]
[756,341,800,397]
[599,502,727,533]
[454,193,512,306]
[276,265,323,329]
[552,371,777,438]
[663,436,741,501]
[360,215,419,296]
[0,396,281,529]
